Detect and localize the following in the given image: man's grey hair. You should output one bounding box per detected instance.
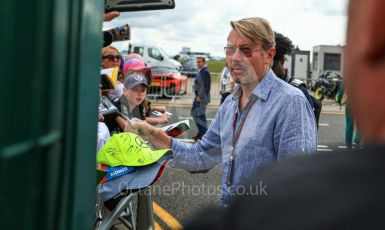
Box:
[230,17,275,50]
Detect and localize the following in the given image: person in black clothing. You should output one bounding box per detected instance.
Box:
[185,146,385,230]
[191,56,211,141]
[185,0,385,228]
[272,32,322,128]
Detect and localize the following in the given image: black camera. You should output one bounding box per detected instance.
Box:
[103,24,130,47]
[102,1,176,46]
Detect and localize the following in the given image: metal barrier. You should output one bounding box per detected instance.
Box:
[146,79,163,101]
[147,74,191,102]
[146,72,223,104]
[95,191,154,230]
[148,73,320,104]
[162,75,189,98]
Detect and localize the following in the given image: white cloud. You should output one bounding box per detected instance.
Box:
[104,0,348,57]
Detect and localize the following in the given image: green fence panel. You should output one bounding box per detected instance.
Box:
[0,0,103,229]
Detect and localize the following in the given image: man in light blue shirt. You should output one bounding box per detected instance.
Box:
[126,17,317,206]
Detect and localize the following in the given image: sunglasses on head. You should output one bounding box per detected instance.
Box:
[224,46,264,57]
[102,55,122,62]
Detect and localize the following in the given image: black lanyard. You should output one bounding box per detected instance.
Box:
[226,95,258,186]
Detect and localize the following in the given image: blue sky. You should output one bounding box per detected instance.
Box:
[104,0,348,57]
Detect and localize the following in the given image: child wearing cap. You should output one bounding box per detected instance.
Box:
[106,67,169,133]
[107,71,149,132]
[122,57,169,125]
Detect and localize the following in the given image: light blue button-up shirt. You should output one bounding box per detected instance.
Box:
[171,69,317,205]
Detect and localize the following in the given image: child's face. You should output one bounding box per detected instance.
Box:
[124,84,147,107]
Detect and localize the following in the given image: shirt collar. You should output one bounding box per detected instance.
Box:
[232,68,276,101]
[255,69,276,101]
[199,65,207,71]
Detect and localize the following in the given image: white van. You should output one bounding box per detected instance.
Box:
[128,44,181,70]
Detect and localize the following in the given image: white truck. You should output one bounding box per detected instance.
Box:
[127,44,181,70]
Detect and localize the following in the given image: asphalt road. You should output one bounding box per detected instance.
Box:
[151,105,346,228]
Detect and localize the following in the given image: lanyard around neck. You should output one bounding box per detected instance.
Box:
[232,96,258,146]
[227,95,258,186]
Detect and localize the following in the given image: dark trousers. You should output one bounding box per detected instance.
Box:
[191,98,208,136]
[345,103,361,147]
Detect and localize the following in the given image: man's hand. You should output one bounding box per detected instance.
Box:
[104,11,120,22]
[124,118,144,134]
[124,118,172,149]
[196,96,202,102]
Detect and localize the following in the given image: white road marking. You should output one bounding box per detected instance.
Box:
[319,123,329,127]
[338,146,347,149]
[317,148,333,152]
[317,144,333,152]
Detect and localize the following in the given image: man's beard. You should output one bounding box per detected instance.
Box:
[230,62,259,86]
